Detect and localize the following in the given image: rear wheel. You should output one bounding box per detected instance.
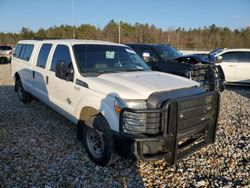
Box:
[16,80,32,103]
[82,115,119,166]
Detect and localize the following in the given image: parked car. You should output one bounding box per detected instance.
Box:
[127,44,225,91]
[12,39,220,166]
[210,48,250,85]
[0,45,13,63]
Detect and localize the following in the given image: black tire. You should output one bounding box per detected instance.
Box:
[220,83,225,92]
[16,80,32,103]
[82,115,119,166]
[0,57,6,64]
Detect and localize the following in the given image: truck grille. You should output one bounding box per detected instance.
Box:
[120,89,220,164]
[164,91,220,164]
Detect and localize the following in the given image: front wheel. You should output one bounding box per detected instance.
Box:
[83,115,119,166]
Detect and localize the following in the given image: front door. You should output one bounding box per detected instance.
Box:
[46,44,76,120]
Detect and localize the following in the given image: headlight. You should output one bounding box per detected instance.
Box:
[114,98,147,133]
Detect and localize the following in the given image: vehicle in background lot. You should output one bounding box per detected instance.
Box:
[211,48,250,85]
[0,45,13,63]
[127,44,225,91]
[12,39,220,166]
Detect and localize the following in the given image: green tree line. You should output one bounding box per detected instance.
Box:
[0,20,250,50]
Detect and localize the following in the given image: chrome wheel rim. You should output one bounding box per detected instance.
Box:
[86,129,104,159]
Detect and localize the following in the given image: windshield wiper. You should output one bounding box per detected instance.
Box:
[98,70,119,73]
[125,69,145,72]
[81,70,119,77]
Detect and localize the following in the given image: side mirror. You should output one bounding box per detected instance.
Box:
[55,60,74,81]
[142,52,150,62]
[142,52,158,63]
[215,56,222,63]
[142,52,150,58]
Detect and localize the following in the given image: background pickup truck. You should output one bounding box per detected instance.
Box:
[11,39,220,166]
[127,44,225,92]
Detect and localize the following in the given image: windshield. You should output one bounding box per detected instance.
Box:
[73,45,149,76]
[154,45,182,59]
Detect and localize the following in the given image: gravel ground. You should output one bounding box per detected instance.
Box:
[0,63,249,187]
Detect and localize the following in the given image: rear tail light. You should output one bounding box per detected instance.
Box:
[9,51,13,55]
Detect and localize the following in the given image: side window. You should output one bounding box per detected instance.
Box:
[19,44,34,61]
[222,52,236,62]
[237,52,250,63]
[19,45,27,59]
[130,47,143,57]
[37,44,52,68]
[13,44,22,57]
[50,45,72,71]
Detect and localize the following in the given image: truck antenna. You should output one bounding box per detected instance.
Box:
[72,0,76,38]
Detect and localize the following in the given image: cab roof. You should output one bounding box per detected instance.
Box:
[127,43,171,47]
[17,39,127,47]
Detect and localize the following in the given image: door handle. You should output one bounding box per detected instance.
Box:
[46,76,49,85]
[228,65,236,67]
[32,71,35,79]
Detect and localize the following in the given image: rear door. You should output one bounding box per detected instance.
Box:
[220,52,237,82]
[235,52,250,83]
[32,43,53,101]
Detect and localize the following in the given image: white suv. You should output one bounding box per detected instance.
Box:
[0,45,13,63]
[213,48,250,84]
[12,39,220,166]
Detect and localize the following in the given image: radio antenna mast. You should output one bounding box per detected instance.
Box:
[118,20,121,43]
[72,0,76,38]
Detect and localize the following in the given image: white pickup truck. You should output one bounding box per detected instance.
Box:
[12,39,220,166]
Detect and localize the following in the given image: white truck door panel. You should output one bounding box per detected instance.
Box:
[46,45,76,117]
[32,67,50,101]
[47,73,76,115]
[32,44,53,101]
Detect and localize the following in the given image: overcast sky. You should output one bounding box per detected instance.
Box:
[0,0,250,33]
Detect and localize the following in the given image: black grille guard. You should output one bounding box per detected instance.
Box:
[119,91,220,165]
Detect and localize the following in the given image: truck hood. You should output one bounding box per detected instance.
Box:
[84,71,199,99]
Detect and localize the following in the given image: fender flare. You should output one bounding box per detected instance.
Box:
[75,95,119,132]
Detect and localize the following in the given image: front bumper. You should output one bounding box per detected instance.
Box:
[113,90,220,165]
[0,54,11,62]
